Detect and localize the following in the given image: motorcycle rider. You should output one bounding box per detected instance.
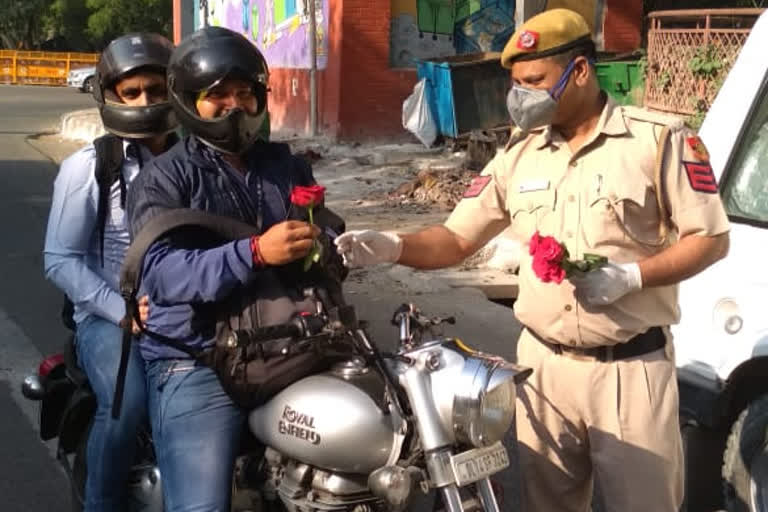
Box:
[126,26,326,511]
[43,33,177,511]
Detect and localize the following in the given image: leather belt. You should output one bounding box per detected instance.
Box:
[530,326,666,362]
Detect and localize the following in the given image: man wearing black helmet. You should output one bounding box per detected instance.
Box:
[43,33,177,511]
[126,26,324,510]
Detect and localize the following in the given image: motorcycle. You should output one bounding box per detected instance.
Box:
[22,295,531,512]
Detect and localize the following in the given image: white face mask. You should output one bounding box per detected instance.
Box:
[506,58,578,132]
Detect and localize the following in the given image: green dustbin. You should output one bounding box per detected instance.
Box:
[596,61,645,106]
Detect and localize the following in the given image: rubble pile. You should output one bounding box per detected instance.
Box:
[387,166,479,211]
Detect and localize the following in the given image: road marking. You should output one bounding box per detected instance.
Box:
[0,306,58,458]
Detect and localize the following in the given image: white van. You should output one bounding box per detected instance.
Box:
[672,9,768,512]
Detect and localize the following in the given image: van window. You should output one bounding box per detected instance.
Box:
[721,86,768,223]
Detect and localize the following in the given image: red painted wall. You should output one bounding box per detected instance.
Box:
[256,0,417,140]
[268,0,345,137]
[336,0,416,139]
[603,0,643,53]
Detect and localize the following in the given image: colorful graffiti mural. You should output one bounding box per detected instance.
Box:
[198,0,328,69]
[390,0,515,68]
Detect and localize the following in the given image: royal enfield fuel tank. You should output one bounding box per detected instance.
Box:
[249,364,399,474]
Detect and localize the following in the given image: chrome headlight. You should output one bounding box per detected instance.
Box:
[452,355,532,447]
[714,298,743,335]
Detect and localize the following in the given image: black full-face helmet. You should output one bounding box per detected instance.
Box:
[168,26,270,155]
[93,33,178,138]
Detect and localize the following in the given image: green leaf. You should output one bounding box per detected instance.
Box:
[583,253,608,264]
[303,255,313,272]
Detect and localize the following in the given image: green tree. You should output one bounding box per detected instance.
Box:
[0,0,50,49]
[44,0,93,50]
[85,0,173,48]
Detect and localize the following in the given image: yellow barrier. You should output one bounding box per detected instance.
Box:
[0,50,99,86]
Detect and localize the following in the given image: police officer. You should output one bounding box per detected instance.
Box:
[43,33,176,511]
[335,9,730,511]
[126,26,322,511]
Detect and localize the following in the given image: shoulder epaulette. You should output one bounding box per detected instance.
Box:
[621,105,685,131]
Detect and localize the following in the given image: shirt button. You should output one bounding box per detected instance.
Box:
[565,304,572,311]
[565,231,573,238]
[570,161,578,168]
[568,194,575,202]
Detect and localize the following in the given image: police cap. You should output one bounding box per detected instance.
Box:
[501,9,593,69]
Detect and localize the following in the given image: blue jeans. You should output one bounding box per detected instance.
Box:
[146,359,244,512]
[75,315,147,512]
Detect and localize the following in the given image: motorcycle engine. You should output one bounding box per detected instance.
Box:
[263,448,386,512]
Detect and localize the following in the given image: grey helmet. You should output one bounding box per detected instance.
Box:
[93,33,178,138]
[167,26,269,155]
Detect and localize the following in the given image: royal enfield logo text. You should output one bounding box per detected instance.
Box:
[278,405,321,445]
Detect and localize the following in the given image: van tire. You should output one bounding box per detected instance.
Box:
[723,394,768,511]
[81,77,94,94]
[681,420,727,511]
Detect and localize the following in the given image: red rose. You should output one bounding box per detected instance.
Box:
[532,254,566,284]
[290,184,326,208]
[538,236,564,263]
[529,231,540,256]
[529,232,567,284]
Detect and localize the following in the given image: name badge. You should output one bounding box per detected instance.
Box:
[519,179,550,193]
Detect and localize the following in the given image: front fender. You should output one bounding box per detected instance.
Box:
[680,355,768,431]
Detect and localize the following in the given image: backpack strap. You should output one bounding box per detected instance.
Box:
[93,134,125,267]
[112,209,259,418]
[653,125,673,245]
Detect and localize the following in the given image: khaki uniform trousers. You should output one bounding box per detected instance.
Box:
[515,329,683,511]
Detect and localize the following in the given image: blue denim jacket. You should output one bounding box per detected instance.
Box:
[126,136,315,361]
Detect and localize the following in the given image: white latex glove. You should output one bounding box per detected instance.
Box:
[570,262,643,306]
[334,230,403,268]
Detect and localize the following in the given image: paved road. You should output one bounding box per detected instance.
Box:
[0,84,526,511]
[0,85,93,511]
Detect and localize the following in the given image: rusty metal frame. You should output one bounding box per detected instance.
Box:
[644,8,765,116]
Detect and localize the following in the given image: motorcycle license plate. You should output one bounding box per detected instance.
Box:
[450,441,510,487]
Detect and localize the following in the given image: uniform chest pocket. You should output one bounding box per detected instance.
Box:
[584,178,662,249]
[508,189,556,239]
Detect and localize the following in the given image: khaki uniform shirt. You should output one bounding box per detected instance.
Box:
[445,98,730,347]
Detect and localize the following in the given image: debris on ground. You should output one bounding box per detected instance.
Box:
[295,148,324,164]
[384,165,479,211]
[463,130,500,171]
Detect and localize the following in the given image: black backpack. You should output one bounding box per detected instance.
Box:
[60,134,127,331]
[60,133,180,330]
